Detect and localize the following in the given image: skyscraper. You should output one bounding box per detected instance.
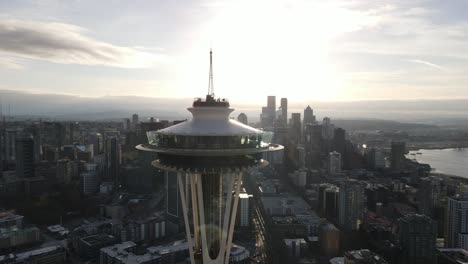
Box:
[238,193,252,228]
[338,179,366,231]
[261,96,277,129]
[132,114,139,125]
[303,105,315,125]
[88,132,103,155]
[105,137,121,187]
[328,151,341,175]
[15,135,35,178]
[333,127,346,156]
[447,191,468,249]
[391,141,406,170]
[304,124,322,169]
[280,98,288,126]
[267,95,276,113]
[290,113,301,144]
[321,117,335,140]
[398,214,437,263]
[419,176,444,217]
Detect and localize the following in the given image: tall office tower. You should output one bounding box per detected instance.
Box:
[81,163,99,195]
[280,98,288,126]
[398,214,437,263]
[391,141,406,170]
[366,148,385,170]
[15,135,35,178]
[303,105,316,125]
[338,179,366,231]
[304,124,322,169]
[319,184,339,220]
[132,114,139,125]
[333,128,346,155]
[290,113,302,144]
[267,95,276,114]
[88,132,103,155]
[328,151,341,175]
[419,176,444,217]
[321,117,335,140]
[260,96,277,129]
[123,118,131,131]
[137,50,283,264]
[321,117,335,155]
[238,193,252,228]
[237,113,248,125]
[447,191,468,249]
[105,137,121,187]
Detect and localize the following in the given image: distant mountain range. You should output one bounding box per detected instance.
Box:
[1,90,468,127]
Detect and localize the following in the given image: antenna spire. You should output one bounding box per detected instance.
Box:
[208,49,214,97]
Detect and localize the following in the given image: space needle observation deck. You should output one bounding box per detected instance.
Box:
[136,51,283,264]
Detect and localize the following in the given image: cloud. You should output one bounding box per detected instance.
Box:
[0,55,25,69]
[406,59,444,70]
[0,18,167,68]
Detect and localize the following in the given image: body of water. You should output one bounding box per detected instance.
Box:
[406,148,468,178]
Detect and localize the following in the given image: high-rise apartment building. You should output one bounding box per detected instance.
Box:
[328,151,342,175]
[419,176,444,217]
[338,179,366,231]
[398,214,437,263]
[447,191,468,249]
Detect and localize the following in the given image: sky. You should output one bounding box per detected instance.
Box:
[1,0,468,103]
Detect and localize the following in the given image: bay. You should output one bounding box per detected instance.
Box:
[406,148,468,178]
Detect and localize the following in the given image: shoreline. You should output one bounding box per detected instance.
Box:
[407,143,468,151]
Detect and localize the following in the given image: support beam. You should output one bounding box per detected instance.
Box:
[224,174,243,264]
[178,173,195,264]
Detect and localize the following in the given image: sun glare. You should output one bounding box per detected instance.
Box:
[173,0,376,102]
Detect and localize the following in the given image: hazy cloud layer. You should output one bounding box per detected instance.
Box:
[0,18,165,68]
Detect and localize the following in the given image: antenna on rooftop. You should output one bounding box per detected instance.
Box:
[208,49,214,97]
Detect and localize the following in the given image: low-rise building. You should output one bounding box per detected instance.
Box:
[0,245,66,264]
[344,249,388,264]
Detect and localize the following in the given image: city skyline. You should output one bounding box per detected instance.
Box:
[2,1,468,101]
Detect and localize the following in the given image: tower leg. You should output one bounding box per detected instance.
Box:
[177,172,195,264]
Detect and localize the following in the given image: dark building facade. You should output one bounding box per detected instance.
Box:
[398,214,437,264]
[15,135,35,178]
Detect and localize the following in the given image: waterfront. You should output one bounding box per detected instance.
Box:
[407,148,468,178]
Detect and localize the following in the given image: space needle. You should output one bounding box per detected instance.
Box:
[137,50,283,264]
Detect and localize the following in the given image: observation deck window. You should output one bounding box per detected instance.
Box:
[145,132,271,150]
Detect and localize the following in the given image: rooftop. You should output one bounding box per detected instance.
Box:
[344,249,388,264]
[438,248,468,264]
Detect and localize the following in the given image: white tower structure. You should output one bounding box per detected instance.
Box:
[137,51,283,264]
